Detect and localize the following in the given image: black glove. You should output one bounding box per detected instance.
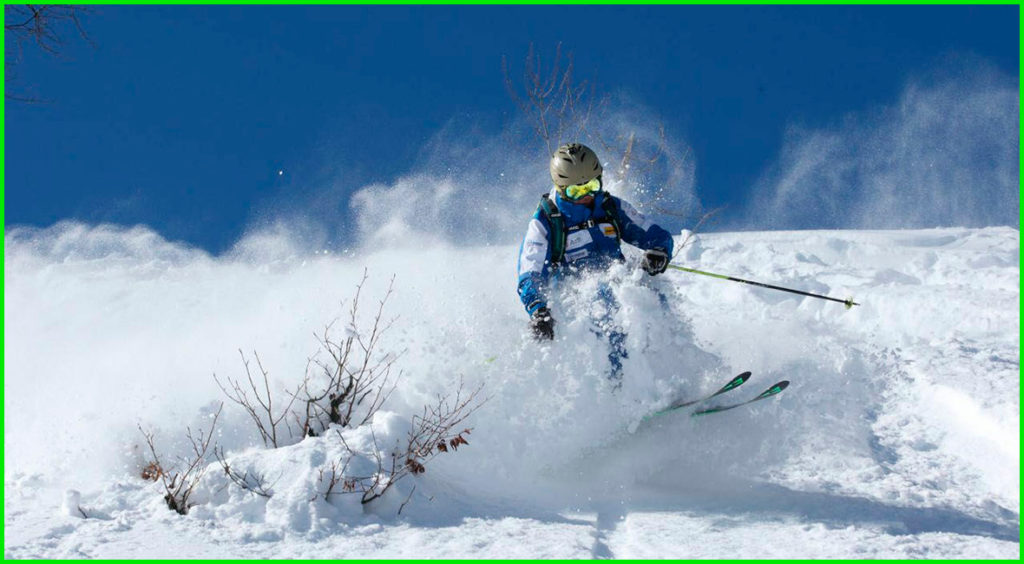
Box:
[529,307,555,341]
[641,248,670,276]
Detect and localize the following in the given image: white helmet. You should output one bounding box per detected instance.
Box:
[549,143,602,187]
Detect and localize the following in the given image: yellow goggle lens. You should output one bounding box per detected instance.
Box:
[564,177,601,200]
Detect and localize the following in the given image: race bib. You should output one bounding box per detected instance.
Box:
[566,229,593,250]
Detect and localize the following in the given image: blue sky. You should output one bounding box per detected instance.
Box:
[5,5,1019,253]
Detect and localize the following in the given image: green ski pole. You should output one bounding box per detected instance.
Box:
[666,264,860,309]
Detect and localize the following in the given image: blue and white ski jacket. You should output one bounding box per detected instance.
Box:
[516,188,674,315]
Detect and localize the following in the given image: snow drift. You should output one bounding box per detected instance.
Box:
[4,221,1019,558]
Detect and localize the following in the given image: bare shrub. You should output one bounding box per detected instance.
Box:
[502,42,676,188]
[503,42,601,156]
[206,272,486,514]
[138,404,222,515]
[403,381,485,472]
[319,381,486,506]
[213,271,400,444]
[504,43,705,222]
[295,271,402,437]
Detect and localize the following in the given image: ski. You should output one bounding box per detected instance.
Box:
[643,371,752,421]
[691,380,790,416]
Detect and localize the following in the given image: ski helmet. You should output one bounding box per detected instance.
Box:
[549,143,602,187]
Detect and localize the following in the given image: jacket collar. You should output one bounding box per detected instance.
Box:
[551,187,607,225]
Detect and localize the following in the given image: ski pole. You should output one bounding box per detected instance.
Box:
[666,264,860,309]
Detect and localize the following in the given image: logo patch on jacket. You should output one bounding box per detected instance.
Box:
[601,223,617,237]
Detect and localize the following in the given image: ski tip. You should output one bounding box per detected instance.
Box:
[719,371,751,393]
[754,380,790,400]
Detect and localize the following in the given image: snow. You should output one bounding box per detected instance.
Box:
[4,222,1019,558]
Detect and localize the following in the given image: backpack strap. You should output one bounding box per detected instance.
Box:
[599,195,623,246]
[537,193,566,266]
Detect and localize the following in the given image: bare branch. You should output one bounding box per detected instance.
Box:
[214,349,298,448]
[503,42,604,156]
[5,5,94,102]
[214,447,276,498]
[668,205,728,261]
[5,5,92,46]
[504,44,698,220]
[138,404,222,515]
[397,485,417,516]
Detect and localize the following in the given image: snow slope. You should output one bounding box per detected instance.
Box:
[4,222,1019,558]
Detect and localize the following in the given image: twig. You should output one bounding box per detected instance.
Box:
[214,349,299,448]
[213,446,276,498]
[398,485,417,516]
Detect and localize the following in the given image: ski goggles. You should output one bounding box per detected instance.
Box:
[562,177,602,201]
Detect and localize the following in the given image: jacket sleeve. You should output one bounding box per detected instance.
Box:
[516,212,552,315]
[614,197,675,257]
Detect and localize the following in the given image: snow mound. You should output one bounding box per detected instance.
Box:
[193,411,419,531]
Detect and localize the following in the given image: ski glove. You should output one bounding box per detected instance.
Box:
[530,307,555,341]
[641,248,670,276]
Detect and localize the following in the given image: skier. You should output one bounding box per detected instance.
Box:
[516,142,675,382]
